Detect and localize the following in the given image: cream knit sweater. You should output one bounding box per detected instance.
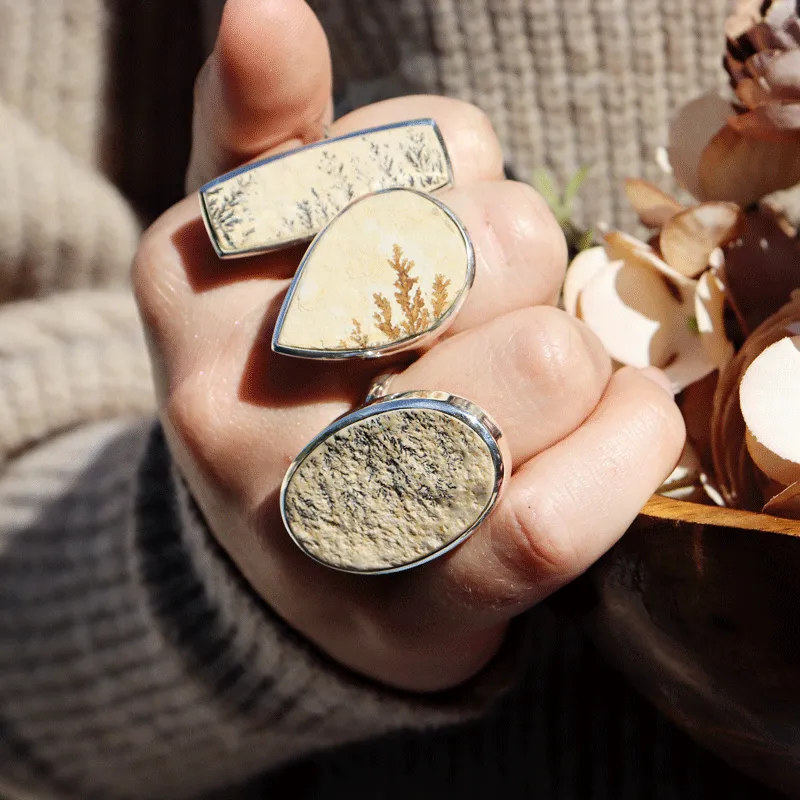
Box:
[0,2,782,799]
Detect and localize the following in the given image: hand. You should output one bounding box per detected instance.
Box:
[133,0,685,693]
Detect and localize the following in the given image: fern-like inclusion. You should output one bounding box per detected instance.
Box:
[338,244,451,348]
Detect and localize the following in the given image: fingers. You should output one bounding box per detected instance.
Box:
[331,95,505,186]
[134,175,566,384]
[431,366,685,618]
[187,0,333,190]
[391,307,612,468]
[440,181,566,330]
[187,0,504,193]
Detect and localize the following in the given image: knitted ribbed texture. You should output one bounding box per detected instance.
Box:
[0,0,107,167]
[0,290,154,464]
[268,611,785,800]
[0,2,203,306]
[0,106,140,302]
[0,420,524,799]
[310,0,736,231]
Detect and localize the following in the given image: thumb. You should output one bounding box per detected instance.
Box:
[187,0,333,191]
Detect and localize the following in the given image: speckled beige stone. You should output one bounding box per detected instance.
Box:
[274,190,470,355]
[201,122,451,256]
[283,408,497,571]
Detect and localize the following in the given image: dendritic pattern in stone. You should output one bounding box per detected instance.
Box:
[273,189,471,358]
[282,407,498,572]
[200,120,452,257]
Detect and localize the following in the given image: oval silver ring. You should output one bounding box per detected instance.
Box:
[280,391,507,575]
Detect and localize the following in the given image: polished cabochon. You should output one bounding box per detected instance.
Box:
[280,392,506,574]
[271,188,474,359]
[200,119,454,258]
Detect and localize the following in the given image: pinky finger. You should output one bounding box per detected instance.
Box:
[435,367,686,619]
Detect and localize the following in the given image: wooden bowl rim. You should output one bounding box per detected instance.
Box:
[641,495,800,538]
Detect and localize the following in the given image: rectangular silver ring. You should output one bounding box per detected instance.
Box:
[199,118,454,258]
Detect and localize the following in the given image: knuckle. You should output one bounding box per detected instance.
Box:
[511,181,569,294]
[506,180,567,266]
[473,180,567,307]
[502,486,583,582]
[503,307,608,401]
[444,99,504,179]
[164,375,235,485]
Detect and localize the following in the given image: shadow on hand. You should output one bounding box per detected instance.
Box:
[238,301,375,410]
[171,215,305,292]
[169,214,374,410]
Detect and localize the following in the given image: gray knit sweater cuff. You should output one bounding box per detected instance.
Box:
[0,418,526,800]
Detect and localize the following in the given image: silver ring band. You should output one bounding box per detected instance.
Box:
[199,119,454,258]
[364,370,400,404]
[280,390,506,575]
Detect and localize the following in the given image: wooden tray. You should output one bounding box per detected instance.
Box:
[588,496,800,796]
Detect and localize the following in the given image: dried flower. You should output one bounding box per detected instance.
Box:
[561,2,800,517]
[710,292,800,509]
[670,1,800,206]
[564,187,737,394]
[726,0,800,144]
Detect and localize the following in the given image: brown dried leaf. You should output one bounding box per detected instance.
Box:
[678,371,718,474]
[695,270,735,369]
[578,248,714,392]
[698,124,800,206]
[669,93,733,199]
[741,335,800,485]
[745,49,800,101]
[623,178,684,228]
[763,479,800,518]
[710,293,800,507]
[660,202,744,277]
[728,102,800,141]
[723,205,800,332]
[562,246,609,317]
[603,231,666,270]
[726,0,768,41]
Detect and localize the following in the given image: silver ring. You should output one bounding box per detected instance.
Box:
[199,119,454,258]
[280,391,506,575]
[271,187,474,361]
[364,370,400,404]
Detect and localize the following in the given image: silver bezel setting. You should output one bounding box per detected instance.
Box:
[271,188,475,360]
[280,391,506,575]
[199,118,454,259]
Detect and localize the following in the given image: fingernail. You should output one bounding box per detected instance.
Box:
[638,367,675,397]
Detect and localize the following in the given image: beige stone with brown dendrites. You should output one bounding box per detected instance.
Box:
[273,189,472,358]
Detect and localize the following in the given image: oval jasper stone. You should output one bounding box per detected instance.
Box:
[281,401,501,572]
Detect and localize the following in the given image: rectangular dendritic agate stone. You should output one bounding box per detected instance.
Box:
[199,119,453,257]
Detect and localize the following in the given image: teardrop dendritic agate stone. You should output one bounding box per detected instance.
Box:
[281,397,503,573]
[272,189,474,359]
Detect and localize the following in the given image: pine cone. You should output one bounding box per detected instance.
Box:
[725,0,800,141]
